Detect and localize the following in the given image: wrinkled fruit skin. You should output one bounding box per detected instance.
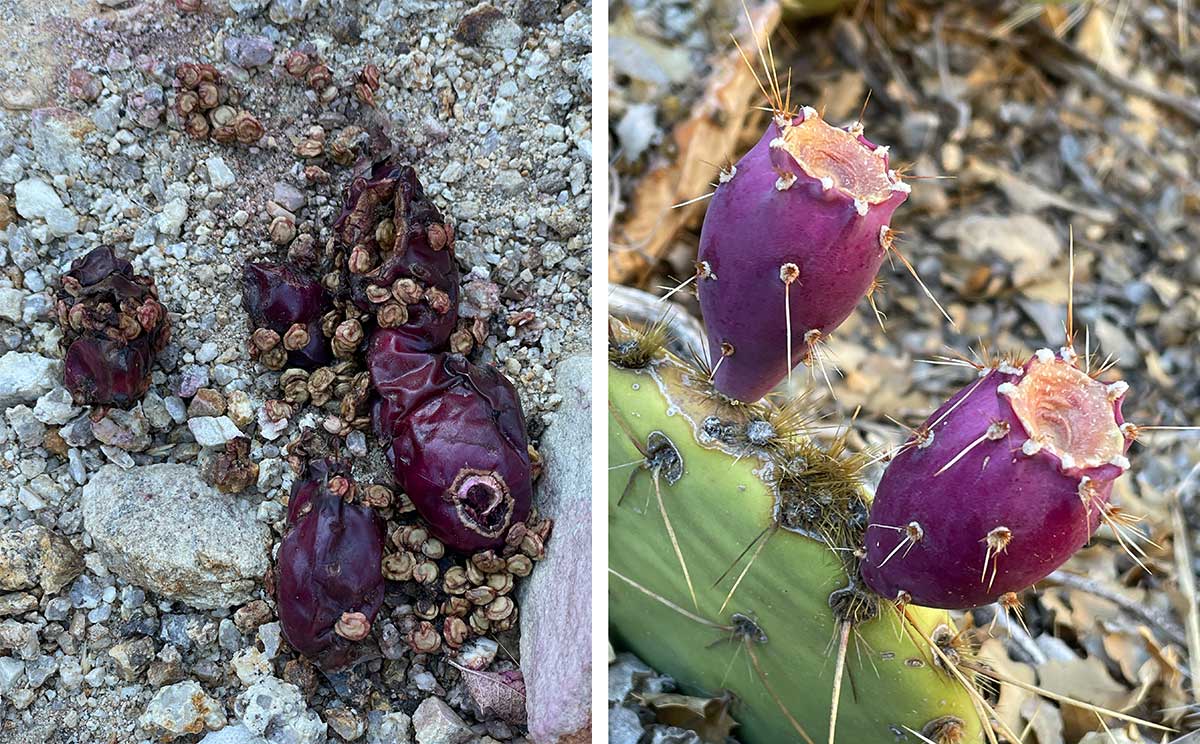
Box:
[335,160,459,353]
[56,246,171,407]
[697,110,907,402]
[369,330,532,553]
[277,460,386,669]
[861,349,1130,609]
[242,262,332,369]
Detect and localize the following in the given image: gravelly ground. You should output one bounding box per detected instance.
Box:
[0,0,591,742]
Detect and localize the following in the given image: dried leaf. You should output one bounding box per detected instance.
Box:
[453,662,527,725]
[636,690,738,744]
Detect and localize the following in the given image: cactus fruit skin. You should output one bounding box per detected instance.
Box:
[608,334,983,744]
[277,460,385,669]
[241,262,332,370]
[335,160,459,354]
[368,330,533,553]
[861,349,1130,610]
[696,109,908,402]
[57,246,171,407]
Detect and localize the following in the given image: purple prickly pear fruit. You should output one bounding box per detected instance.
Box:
[860,348,1131,609]
[368,330,533,553]
[243,262,328,329]
[696,108,909,402]
[56,246,171,407]
[242,262,332,370]
[277,460,386,669]
[335,160,459,354]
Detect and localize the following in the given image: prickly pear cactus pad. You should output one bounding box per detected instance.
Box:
[608,323,984,744]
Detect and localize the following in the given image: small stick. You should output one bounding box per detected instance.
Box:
[1044,570,1187,647]
[1170,462,1200,699]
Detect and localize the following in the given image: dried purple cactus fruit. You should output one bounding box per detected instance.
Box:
[56,246,171,407]
[242,262,332,370]
[277,459,386,669]
[334,160,459,354]
[696,108,909,402]
[368,330,533,553]
[860,348,1131,609]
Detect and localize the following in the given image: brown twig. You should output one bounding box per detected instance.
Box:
[1027,26,1200,126]
[1171,462,1200,701]
[1044,569,1188,649]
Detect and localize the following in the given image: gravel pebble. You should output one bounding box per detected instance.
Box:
[206,156,237,189]
[139,680,228,740]
[0,352,62,409]
[412,697,473,744]
[188,415,243,446]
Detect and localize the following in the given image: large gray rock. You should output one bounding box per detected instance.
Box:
[0,352,62,410]
[518,354,591,744]
[82,464,270,609]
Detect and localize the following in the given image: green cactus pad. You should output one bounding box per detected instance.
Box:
[609,340,985,744]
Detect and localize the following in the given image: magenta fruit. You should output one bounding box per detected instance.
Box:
[277,459,386,669]
[368,330,533,553]
[334,160,459,353]
[56,246,171,407]
[696,108,909,402]
[860,348,1131,609]
[242,262,332,369]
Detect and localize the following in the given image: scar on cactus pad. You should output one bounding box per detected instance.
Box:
[675,20,950,404]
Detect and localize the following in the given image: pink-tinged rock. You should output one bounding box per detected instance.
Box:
[861,349,1131,609]
[368,331,532,553]
[696,109,908,402]
[517,355,591,743]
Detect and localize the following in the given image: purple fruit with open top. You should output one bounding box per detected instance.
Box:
[368,330,533,553]
[861,348,1132,609]
[696,108,909,403]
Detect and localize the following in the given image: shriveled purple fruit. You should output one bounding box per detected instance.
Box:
[696,108,909,402]
[334,160,459,354]
[242,262,332,370]
[277,460,385,669]
[56,246,171,407]
[368,330,532,553]
[861,348,1131,609]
